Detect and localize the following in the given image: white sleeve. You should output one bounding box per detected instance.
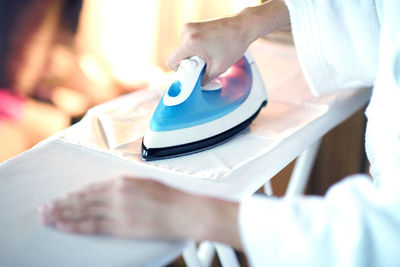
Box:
[240,175,400,267]
[283,0,380,95]
[364,1,400,191]
[239,1,400,266]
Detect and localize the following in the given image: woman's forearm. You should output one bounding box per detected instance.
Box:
[237,0,291,45]
[167,0,290,85]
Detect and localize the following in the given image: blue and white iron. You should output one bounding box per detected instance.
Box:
[141,50,267,160]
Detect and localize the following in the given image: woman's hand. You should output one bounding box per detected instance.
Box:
[167,16,252,86]
[40,177,242,249]
[167,0,290,86]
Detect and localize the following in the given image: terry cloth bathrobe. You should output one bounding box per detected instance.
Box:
[239,1,400,266]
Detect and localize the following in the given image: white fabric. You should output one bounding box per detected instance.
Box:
[56,42,329,181]
[240,1,400,267]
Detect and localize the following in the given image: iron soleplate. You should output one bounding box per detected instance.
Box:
[141,100,267,161]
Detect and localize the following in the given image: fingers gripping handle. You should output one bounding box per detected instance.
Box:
[163,56,206,106]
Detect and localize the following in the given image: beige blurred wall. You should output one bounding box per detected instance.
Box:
[76,0,259,85]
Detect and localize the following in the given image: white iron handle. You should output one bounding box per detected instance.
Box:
[163,56,205,106]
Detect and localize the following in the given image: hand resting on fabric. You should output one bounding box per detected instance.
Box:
[40,177,243,250]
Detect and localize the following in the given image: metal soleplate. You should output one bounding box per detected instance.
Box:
[141,100,267,161]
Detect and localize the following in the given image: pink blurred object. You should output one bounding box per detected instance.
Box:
[0,89,25,122]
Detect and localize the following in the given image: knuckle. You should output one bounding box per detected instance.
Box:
[185,32,201,44]
[182,22,197,33]
[182,23,202,42]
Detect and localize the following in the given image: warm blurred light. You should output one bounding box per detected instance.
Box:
[76,0,260,89]
[76,0,159,87]
[79,53,111,87]
[51,86,90,117]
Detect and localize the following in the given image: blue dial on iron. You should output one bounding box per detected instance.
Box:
[167,80,182,97]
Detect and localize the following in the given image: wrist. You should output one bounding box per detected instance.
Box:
[179,193,242,250]
[237,0,290,43]
[205,197,242,250]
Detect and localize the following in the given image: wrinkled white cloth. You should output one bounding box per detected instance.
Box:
[58,88,327,180]
[56,41,331,181]
[240,1,400,267]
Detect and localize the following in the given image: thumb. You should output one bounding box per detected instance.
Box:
[166,47,193,71]
[201,63,223,86]
[201,70,213,87]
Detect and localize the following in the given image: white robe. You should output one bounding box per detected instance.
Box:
[239,1,400,266]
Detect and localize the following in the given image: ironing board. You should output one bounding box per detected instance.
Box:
[0,39,371,267]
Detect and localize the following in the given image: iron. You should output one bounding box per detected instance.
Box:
[141,51,267,160]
